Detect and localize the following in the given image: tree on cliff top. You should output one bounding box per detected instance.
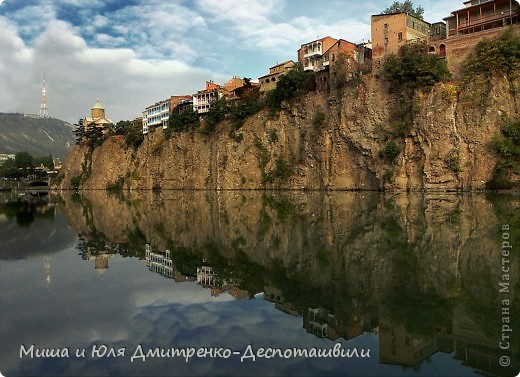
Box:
[383,1,424,19]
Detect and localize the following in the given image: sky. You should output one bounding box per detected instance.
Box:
[0,0,462,124]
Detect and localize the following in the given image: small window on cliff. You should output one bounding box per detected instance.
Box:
[398,32,403,42]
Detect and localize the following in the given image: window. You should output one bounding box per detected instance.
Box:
[398,32,403,41]
[384,23,388,29]
[384,37,388,44]
[332,53,335,61]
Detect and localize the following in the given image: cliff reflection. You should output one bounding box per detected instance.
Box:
[60,190,519,376]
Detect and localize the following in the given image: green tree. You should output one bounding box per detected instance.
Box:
[124,122,144,149]
[33,154,54,169]
[167,108,199,135]
[266,65,315,112]
[464,28,520,80]
[0,158,21,179]
[15,151,33,169]
[383,0,424,19]
[73,121,84,145]
[83,125,106,149]
[202,98,228,135]
[113,120,132,136]
[383,40,451,90]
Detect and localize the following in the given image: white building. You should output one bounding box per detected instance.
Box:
[193,81,223,115]
[142,98,170,135]
[145,244,174,278]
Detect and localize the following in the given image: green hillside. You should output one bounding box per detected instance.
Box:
[0,113,75,159]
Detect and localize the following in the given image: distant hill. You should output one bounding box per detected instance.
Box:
[0,113,75,159]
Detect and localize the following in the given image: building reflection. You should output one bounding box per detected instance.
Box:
[145,244,195,282]
[75,237,519,376]
[144,244,250,299]
[262,279,519,376]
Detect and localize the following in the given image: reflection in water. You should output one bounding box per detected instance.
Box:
[1,190,518,376]
[0,193,76,259]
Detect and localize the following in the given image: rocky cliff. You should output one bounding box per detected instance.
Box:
[57,71,519,191]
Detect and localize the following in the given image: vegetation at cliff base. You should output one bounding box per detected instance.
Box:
[487,118,520,189]
[0,151,55,179]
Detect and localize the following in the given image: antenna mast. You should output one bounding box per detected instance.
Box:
[39,75,48,118]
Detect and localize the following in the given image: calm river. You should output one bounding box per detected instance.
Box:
[0,190,518,376]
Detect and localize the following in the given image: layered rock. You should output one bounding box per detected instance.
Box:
[58,73,519,191]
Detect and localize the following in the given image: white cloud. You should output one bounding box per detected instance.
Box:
[0,15,226,123]
[0,0,471,122]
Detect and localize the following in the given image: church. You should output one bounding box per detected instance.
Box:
[83,99,113,132]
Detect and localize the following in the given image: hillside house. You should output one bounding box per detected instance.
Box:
[142,98,169,134]
[258,60,296,93]
[428,0,520,73]
[371,12,434,67]
[444,0,519,38]
[298,36,357,72]
[193,81,224,115]
[142,95,193,134]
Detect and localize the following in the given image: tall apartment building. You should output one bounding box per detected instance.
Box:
[371,12,433,66]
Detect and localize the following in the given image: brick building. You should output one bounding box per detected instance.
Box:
[371,12,434,67]
[298,36,337,72]
[429,0,520,74]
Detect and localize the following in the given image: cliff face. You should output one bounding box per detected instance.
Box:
[58,74,519,191]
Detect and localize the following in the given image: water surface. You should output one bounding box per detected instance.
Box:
[0,190,518,376]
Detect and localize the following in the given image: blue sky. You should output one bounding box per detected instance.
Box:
[0,0,462,123]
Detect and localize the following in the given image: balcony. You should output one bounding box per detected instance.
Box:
[447,9,519,36]
[303,42,323,58]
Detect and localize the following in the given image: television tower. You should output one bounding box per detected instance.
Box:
[39,75,48,118]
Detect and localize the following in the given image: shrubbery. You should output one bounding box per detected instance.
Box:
[124,123,144,149]
[166,108,199,137]
[493,118,520,160]
[381,141,401,162]
[464,28,520,80]
[383,40,451,91]
[487,118,520,189]
[266,65,316,112]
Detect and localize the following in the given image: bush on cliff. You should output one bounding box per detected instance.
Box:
[487,118,520,189]
[493,118,520,160]
[266,65,316,112]
[464,28,520,80]
[166,108,199,137]
[383,40,451,91]
[124,122,144,149]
